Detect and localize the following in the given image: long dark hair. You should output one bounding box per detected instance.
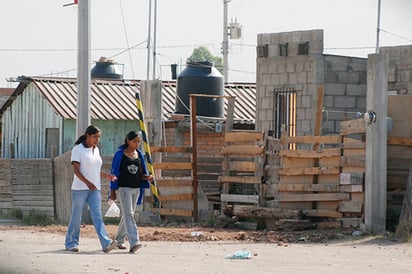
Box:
[74,125,101,145]
[123,130,142,148]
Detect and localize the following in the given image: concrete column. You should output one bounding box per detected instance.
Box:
[365,54,388,232]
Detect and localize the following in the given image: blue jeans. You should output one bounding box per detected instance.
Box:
[115,187,140,247]
[65,190,112,251]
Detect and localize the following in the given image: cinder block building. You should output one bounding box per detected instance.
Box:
[256,29,368,137]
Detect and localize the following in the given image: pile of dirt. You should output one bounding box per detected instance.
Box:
[0,223,353,244]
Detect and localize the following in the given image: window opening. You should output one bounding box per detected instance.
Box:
[273,88,297,149]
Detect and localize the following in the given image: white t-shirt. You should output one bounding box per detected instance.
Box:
[70,143,103,190]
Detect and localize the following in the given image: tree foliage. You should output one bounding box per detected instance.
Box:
[187,46,223,74]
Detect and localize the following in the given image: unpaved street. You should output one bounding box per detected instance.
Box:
[0,225,411,274]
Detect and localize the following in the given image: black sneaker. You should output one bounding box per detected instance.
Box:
[129,244,143,253]
[103,240,118,253]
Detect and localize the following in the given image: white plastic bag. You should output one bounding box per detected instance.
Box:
[104,200,120,217]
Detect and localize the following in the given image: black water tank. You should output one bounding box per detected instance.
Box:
[175,61,224,117]
[91,57,123,80]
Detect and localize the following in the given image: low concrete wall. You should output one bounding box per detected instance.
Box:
[0,158,54,219]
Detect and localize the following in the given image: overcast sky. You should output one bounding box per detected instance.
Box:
[0,0,411,87]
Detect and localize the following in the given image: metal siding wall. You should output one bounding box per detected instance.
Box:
[61,120,140,156]
[1,84,62,158]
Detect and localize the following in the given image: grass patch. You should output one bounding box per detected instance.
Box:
[22,210,54,226]
[0,208,23,220]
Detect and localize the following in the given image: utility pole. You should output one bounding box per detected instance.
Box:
[152,0,157,80]
[146,0,152,80]
[222,0,230,83]
[77,0,91,136]
[375,0,381,53]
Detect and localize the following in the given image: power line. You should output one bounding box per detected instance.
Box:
[380,28,412,43]
[0,47,146,52]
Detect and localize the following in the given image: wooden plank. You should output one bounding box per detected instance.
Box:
[339,172,364,185]
[222,145,264,156]
[222,161,256,172]
[340,118,366,135]
[278,183,339,192]
[340,155,365,167]
[279,167,340,176]
[303,209,342,218]
[282,157,314,168]
[224,131,264,143]
[159,193,192,202]
[340,184,363,192]
[150,208,193,217]
[153,162,192,170]
[339,201,363,212]
[230,205,302,218]
[350,191,364,201]
[219,176,262,184]
[319,156,340,167]
[280,175,314,184]
[279,193,350,202]
[220,194,259,203]
[388,136,412,146]
[156,179,192,187]
[343,148,366,156]
[317,174,340,184]
[151,146,192,153]
[280,148,341,158]
[282,135,341,145]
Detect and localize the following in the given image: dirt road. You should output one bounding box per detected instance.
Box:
[0,223,411,274]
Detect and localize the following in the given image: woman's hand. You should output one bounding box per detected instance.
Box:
[142,174,154,182]
[102,172,117,181]
[109,189,117,201]
[86,181,97,191]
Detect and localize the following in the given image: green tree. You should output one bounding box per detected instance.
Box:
[187,46,223,74]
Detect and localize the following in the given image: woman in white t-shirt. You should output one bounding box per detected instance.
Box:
[65,125,117,253]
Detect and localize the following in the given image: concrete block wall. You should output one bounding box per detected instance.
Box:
[256,29,324,136]
[256,29,369,136]
[0,159,55,219]
[0,159,12,210]
[380,45,412,94]
[322,55,367,134]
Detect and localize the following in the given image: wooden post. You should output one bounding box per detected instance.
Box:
[190,95,199,223]
[312,85,324,210]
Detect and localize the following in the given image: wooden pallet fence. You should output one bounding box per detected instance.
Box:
[219,131,265,213]
[150,146,194,219]
[338,119,366,227]
[278,135,344,219]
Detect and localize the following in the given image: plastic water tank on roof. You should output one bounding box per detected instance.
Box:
[175,61,224,118]
[91,57,123,80]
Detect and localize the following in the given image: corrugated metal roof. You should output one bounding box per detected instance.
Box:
[1,77,256,123]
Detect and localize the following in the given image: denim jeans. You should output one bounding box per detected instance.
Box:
[115,187,140,247]
[65,190,112,251]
